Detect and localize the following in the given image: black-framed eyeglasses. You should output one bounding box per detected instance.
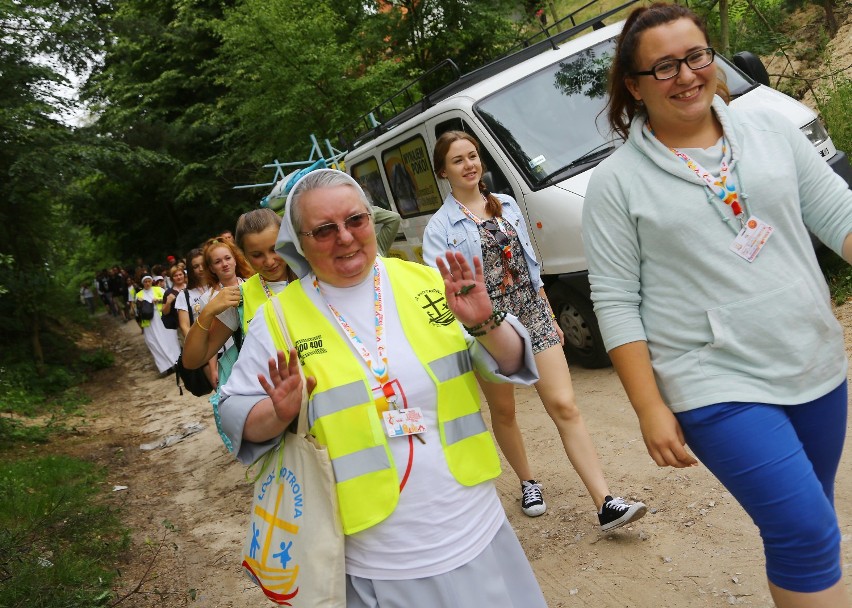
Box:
[299,211,373,241]
[632,48,715,80]
[481,220,509,248]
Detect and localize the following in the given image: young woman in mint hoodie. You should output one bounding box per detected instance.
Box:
[583,4,852,606]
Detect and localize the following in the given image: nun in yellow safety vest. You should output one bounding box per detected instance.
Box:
[218,169,547,607]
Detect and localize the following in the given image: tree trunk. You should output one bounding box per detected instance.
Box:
[547,1,559,31]
[719,0,730,57]
[31,311,45,376]
[822,0,838,36]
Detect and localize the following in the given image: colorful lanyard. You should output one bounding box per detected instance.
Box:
[259,276,275,299]
[455,199,513,260]
[311,262,395,402]
[650,126,744,226]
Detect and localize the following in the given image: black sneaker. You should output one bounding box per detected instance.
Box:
[598,495,647,531]
[521,480,546,517]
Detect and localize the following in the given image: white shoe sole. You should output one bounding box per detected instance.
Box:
[600,502,647,531]
[522,502,547,517]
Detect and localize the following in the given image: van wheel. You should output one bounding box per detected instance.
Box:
[548,284,611,369]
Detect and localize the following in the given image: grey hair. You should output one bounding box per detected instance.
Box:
[289,170,371,233]
[235,208,282,250]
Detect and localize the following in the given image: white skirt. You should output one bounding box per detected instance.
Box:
[143,312,181,373]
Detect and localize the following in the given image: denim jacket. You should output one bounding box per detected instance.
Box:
[423,192,543,292]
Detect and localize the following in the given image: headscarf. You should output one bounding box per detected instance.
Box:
[275,169,369,279]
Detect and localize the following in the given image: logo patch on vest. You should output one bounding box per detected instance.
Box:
[416,289,455,326]
[295,334,327,362]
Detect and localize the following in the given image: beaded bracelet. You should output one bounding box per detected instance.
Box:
[463,310,507,337]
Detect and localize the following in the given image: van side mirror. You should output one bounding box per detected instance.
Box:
[732,51,770,87]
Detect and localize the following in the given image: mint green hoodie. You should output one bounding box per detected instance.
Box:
[583,97,852,412]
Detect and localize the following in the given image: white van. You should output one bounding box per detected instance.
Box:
[339,2,852,367]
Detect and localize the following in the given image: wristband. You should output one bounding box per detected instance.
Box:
[196,317,210,331]
[463,310,507,337]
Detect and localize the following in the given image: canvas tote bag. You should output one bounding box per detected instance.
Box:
[241,297,345,605]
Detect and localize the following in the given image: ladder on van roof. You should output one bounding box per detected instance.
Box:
[337,0,639,151]
[233,134,347,210]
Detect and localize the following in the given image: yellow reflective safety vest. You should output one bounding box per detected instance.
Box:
[263,257,501,535]
[136,286,164,329]
[239,273,269,333]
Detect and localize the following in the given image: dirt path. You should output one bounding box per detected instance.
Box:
[69,310,852,607]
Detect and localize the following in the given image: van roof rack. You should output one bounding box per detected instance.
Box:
[233,134,347,208]
[338,0,639,151]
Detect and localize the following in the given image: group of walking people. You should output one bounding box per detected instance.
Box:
[126,4,852,605]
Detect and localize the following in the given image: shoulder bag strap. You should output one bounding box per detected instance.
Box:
[184,290,194,324]
[270,297,310,435]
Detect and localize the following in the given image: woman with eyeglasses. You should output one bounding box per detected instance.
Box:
[423,131,646,531]
[582,4,852,606]
[219,169,546,606]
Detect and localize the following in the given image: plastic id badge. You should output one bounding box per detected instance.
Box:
[730,216,774,262]
[382,407,427,438]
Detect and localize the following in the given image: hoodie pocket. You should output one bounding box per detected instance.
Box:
[698,280,836,381]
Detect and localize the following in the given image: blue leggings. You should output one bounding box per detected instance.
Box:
[675,382,847,593]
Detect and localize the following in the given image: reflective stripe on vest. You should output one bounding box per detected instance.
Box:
[332,445,392,484]
[311,380,370,419]
[429,350,473,383]
[444,411,488,446]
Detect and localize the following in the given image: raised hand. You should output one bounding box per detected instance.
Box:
[435,251,492,329]
[207,285,242,315]
[257,348,317,424]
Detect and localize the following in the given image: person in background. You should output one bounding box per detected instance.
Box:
[175,247,215,385]
[80,282,95,315]
[582,3,852,606]
[151,265,171,290]
[198,237,254,387]
[108,266,125,319]
[136,275,181,377]
[182,209,291,449]
[371,206,401,257]
[125,276,137,321]
[423,130,646,530]
[219,229,235,243]
[97,269,118,317]
[219,169,547,607]
[161,265,187,342]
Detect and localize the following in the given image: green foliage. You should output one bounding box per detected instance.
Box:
[0,455,129,607]
[694,0,795,56]
[0,326,109,445]
[818,246,852,304]
[817,76,852,156]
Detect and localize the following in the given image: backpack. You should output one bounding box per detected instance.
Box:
[160,289,179,330]
[136,299,155,321]
[175,290,214,397]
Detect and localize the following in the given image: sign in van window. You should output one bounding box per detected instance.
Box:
[351,157,391,211]
[381,136,443,217]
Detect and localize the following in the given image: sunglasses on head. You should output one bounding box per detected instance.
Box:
[299,211,372,241]
[481,220,509,247]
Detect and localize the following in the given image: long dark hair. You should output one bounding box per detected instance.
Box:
[433,130,503,218]
[606,3,729,140]
[185,247,205,290]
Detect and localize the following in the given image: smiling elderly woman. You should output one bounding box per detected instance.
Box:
[218,169,547,607]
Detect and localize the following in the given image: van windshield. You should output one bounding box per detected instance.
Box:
[475,37,753,187]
